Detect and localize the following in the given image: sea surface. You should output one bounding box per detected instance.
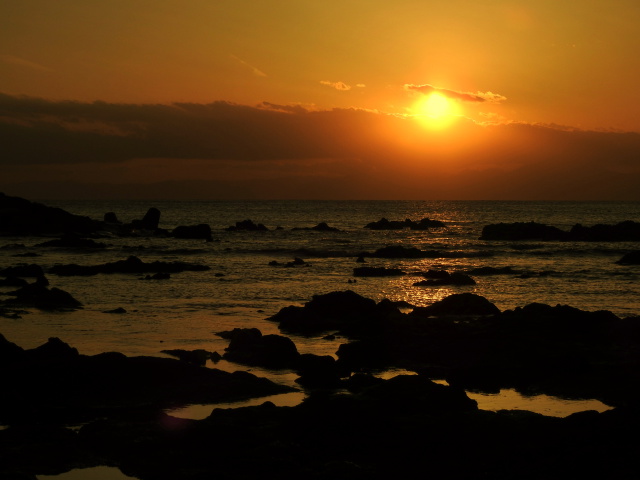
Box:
[2,200,639,424]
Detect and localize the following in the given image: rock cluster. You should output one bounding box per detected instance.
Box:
[481,220,640,241]
[364,217,445,230]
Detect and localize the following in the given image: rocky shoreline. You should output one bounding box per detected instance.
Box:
[1,193,639,478]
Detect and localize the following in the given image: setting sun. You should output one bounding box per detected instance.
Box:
[421,93,452,118]
[413,93,461,129]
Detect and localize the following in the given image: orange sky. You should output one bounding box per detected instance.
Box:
[2,1,640,200]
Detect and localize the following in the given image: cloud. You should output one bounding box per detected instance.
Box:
[230,54,267,77]
[0,93,639,200]
[0,54,52,72]
[259,102,309,114]
[405,84,507,103]
[320,80,351,91]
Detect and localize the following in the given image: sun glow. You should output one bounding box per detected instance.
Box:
[413,93,461,129]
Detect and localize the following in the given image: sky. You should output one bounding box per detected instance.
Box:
[1,0,640,200]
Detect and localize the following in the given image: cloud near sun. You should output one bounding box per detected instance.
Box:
[405,84,507,103]
[0,93,639,200]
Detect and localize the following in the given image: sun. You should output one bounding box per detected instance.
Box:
[422,93,451,117]
[413,93,461,129]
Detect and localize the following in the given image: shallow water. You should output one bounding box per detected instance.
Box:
[1,200,639,416]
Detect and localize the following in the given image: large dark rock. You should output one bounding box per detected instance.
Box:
[412,293,499,316]
[0,192,100,235]
[569,221,640,241]
[268,290,381,335]
[3,283,82,310]
[131,207,161,231]
[481,220,640,242]
[0,264,45,278]
[171,224,213,241]
[219,328,300,369]
[616,251,640,265]
[353,266,406,277]
[295,353,344,388]
[0,337,294,424]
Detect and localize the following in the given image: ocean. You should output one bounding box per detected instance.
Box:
[1,199,639,421]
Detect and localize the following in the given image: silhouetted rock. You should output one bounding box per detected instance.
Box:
[3,283,82,310]
[0,336,294,425]
[481,220,640,242]
[103,307,127,314]
[292,222,340,232]
[225,219,269,231]
[0,276,29,287]
[0,192,100,235]
[0,264,45,278]
[269,257,309,267]
[220,328,300,369]
[412,293,499,316]
[295,353,344,388]
[480,222,568,240]
[134,207,161,230]
[161,348,218,366]
[268,290,381,335]
[569,221,640,241]
[419,269,451,279]
[48,255,209,276]
[172,224,213,241]
[0,333,24,362]
[616,251,640,265]
[353,266,406,277]
[413,272,476,286]
[364,217,445,230]
[103,212,120,224]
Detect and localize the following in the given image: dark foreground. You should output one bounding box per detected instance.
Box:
[2,287,640,480]
[1,193,640,478]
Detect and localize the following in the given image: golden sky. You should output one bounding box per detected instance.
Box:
[2,1,640,199]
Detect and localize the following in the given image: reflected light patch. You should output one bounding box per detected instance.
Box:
[413,93,462,130]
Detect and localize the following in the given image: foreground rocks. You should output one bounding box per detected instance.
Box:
[1,366,638,479]
[1,292,640,479]
[0,335,292,425]
[269,291,640,407]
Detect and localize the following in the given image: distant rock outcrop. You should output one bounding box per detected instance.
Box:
[292,222,340,232]
[481,220,640,241]
[171,224,213,241]
[353,266,406,277]
[480,222,567,241]
[3,282,82,310]
[226,219,269,231]
[364,217,445,230]
[48,255,210,276]
[0,192,100,235]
